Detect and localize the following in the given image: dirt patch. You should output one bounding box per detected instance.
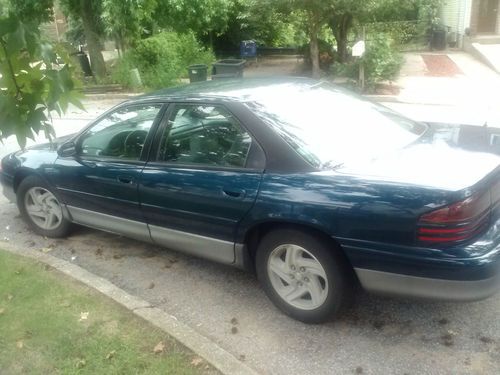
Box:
[421,54,463,77]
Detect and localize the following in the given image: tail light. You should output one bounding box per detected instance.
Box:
[417,190,492,244]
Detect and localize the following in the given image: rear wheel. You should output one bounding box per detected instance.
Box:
[17,176,72,238]
[256,228,352,323]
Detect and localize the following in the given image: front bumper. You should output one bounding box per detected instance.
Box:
[0,171,15,202]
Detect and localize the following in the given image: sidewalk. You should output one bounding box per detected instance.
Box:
[379,51,500,127]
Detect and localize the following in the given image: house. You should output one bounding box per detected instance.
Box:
[441,0,500,73]
[441,0,500,44]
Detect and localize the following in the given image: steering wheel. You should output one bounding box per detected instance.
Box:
[124,130,148,158]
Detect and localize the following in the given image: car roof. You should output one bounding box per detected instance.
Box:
[136,77,326,103]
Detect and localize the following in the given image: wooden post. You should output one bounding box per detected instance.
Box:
[359,27,366,92]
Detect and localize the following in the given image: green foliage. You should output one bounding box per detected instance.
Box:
[364,20,422,46]
[361,34,404,85]
[0,13,83,148]
[7,0,54,25]
[331,33,403,88]
[156,0,234,39]
[112,31,215,90]
[102,0,157,48]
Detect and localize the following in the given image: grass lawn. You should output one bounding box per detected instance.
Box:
[0,249,216,374]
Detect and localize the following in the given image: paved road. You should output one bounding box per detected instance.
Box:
[1,95,500,374]
[1,197,499,375]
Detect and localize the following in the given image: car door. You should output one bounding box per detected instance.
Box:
[53,102,165,241]
[139,103,265,263]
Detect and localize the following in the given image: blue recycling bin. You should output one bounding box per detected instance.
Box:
[240,40,257,58]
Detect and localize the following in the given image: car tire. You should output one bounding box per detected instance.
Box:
[256,228,352,323]
[17,175,72,238]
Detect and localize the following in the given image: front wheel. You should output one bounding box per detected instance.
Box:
[17,175,72,238]
[256,228,352,323]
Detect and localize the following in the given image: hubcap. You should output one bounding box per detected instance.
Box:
[24,187,63,231]
[267,244,329,310]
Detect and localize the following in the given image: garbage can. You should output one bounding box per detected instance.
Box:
[240,40,257,59]
[77,52,93,77]
[212,59,246,78]
[430,28,447,50]
[188,64,208,83]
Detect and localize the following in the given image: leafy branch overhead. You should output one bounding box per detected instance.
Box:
[0,13,83,148]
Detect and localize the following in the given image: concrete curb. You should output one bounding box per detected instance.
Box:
[0,241,259,375]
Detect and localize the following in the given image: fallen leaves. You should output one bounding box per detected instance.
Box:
[40,243,56,253]
[75,359,86,369]
[153,341,166,354]
[190,356,203,367]
[79,312,89,322]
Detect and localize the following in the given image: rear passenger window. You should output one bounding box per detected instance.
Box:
[159,105,252,168]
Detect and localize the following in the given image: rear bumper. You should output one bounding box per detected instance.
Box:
[342,216,500,301]
[355,268,500,301]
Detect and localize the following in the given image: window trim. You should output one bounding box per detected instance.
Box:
[150,101,265,172]
[74,101,167,164]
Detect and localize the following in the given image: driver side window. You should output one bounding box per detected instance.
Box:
[80,104,162,160]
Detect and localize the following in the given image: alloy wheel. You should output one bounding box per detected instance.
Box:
[267,244,329,310]
[24,187,63,231]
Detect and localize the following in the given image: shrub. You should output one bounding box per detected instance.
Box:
[330,33,403,90]
[112,31,215,90]
[361,34,404,86]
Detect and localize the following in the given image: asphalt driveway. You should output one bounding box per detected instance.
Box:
[0,194,499,374]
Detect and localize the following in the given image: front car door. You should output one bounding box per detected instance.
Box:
[139,102,265,263]
[54,102,165,241]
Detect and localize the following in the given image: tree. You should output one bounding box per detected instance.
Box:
[327,1,367,64]
[155,0,234,48]
[0,13,83,148]
[279,0,334,78]
[102,0,157,53]
[328,0,441,64]
[8,0,54,25]
[59,0,107,78]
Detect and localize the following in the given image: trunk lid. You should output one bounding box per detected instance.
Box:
[337,141,500,191]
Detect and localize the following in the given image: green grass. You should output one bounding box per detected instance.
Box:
[0,250,214,375]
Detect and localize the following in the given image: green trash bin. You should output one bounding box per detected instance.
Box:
[188,64,208,83]
[212,59,246,78]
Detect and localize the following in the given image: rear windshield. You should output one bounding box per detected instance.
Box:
[244,83,427,169]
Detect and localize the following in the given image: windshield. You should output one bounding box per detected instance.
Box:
[243,83,427,169]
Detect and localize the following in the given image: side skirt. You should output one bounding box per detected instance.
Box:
[66,205,240,265]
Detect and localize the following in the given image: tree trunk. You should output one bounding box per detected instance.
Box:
[80,0,106,78]
[329,14,353,64]
[309,15,320,79]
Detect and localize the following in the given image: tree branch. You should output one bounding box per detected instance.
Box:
[0,37,22,99]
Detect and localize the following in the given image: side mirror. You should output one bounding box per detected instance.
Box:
[57,141,77,157]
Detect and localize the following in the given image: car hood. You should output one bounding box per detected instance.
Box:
[24,133,76,152]
[336,141,500,191]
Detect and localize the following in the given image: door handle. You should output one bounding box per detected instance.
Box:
[117,175,135,184]
[222,188,246,198]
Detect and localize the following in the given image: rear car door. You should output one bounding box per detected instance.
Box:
[53,103,165,241]
[139,103,265,263]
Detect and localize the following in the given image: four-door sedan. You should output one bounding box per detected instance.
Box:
[1,78,499,323]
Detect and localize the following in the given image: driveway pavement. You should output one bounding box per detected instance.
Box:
[1,195,499,375]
